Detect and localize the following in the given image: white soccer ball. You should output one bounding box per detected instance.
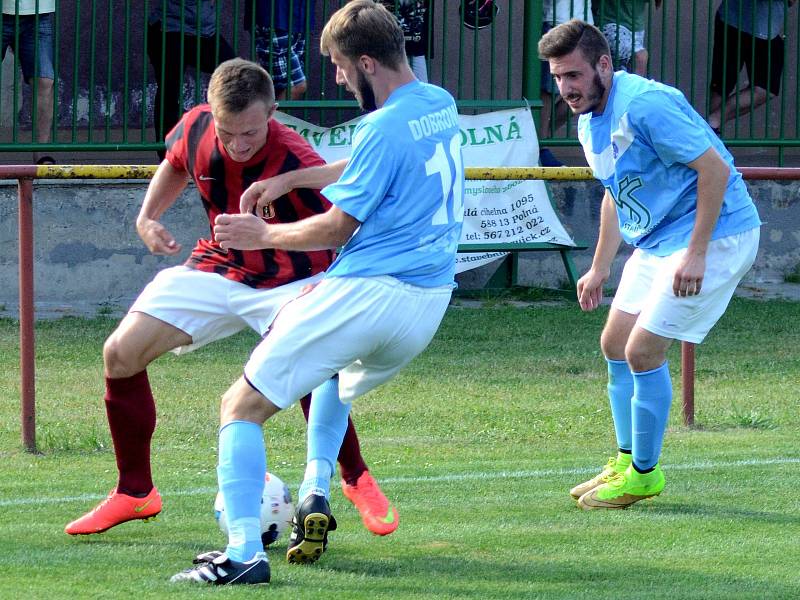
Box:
[214,472,295,546]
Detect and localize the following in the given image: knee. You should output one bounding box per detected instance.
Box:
[290,81,307,100]
[624,344,661,373]
[600,329,626,361]
[103,332,140,379]
[220,379,279,425]
[220,384,257,424]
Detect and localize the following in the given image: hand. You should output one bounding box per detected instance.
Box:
[673,252,705,297]
[240,174,292,216]
[136,217,182,255]
[576,268,608,312]
[298,281,320,296]
[214,213,271,250]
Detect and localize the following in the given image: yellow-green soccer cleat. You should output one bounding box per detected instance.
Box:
[569,453,632,500]
[578,463,665,510]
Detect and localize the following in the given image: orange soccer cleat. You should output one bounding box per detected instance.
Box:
[340,471,399,536]
[65,487,162,535]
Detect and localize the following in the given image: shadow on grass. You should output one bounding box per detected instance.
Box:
[641,499,800,525]
[324,552,798,598]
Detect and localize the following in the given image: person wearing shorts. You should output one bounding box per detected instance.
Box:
[147,0,236,160]
[246,0,315,100]
[171,1,464,585]
[64,58,398,539]
[538,1,593,166]
[593,0,661,75]
[707,0,793,135]
[1,0,55,163]
[539,21,760,510]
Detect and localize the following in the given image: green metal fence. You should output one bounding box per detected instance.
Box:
[0,1,797,160]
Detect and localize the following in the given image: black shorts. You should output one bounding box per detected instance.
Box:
[710,15,784,97]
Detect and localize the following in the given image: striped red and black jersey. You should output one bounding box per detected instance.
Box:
[165,104,334,289]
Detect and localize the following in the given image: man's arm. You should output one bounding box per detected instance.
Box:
[214,205,360,252]
[136,159,190,255]
[673,146,730,297]
[239,159,349,214]
[577,189,622,311]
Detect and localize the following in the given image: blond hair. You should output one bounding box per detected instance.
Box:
[207,58,275,115]
[320,0,406,70]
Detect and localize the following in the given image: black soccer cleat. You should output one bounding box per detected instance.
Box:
[286,493,337,565]
[170,551,270,585]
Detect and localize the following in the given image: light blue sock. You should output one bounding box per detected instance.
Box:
[298,377,350,503]
[632,362,672,471]
[218,420,266,562]
[606,358,634,452]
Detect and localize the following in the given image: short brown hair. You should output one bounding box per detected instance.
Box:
[208,58,275,115]
[320,0,406,70]
[538,19,611,67]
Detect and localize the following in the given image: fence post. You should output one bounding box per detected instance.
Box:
[521,0,543,107]
[681,341,695,427]
[18,177,36,452]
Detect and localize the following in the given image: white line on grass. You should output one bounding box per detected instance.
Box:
[2,456,798,508]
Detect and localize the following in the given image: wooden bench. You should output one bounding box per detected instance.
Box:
[457,241,589,292]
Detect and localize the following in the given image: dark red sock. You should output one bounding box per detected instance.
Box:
[105,371,156,496]
[299,394,368,485]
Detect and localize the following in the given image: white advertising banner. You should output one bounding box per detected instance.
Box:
[274,107,575,273]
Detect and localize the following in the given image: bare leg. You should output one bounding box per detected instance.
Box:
[708,86,770,131]
[634,49,649,77]
[32,77,54,163]
[102,312,192,494]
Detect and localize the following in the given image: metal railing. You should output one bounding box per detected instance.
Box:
[9,162,800,451]
[0,2,797,159]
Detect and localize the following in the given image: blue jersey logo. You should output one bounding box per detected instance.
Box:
[609,176,651,230]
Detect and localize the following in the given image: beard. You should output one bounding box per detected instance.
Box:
[565,71,607,115]
[580,72,606,114]
[356,69,378,112]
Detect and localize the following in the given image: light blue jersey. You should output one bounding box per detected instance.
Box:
[578,71,760,256]
[321,81,465,287]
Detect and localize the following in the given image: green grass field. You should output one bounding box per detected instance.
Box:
[1,297,798,599]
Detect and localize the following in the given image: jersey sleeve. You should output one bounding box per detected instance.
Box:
[320,122,396,223]
[628,91,712,167]
[164,112,190,172]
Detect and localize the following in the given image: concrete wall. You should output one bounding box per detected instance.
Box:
[1,178,798,317]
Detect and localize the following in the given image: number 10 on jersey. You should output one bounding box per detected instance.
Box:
[426,134,465,226]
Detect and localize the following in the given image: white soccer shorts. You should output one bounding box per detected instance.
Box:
[243,275,453,408]
[129,265,322,355]
[611,227,759,344]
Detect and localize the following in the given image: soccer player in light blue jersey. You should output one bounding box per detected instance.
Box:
[539,20,760,510]
[170,0,464,585]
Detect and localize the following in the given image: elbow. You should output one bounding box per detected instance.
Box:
[329,226,355,248]
[324,209,360,248]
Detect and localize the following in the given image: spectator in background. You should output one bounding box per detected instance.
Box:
[707,0,795,136]
[382,1,432,83]
[2,0,56,164]
[593,0,661,75]
[147,0,235,160]
[247,0,316,100]
[539,1,594,167]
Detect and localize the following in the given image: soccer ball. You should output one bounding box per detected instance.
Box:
[214,472,295,546]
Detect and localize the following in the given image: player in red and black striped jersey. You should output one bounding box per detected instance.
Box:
[165,103,335,289]
[65,58,397,538]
